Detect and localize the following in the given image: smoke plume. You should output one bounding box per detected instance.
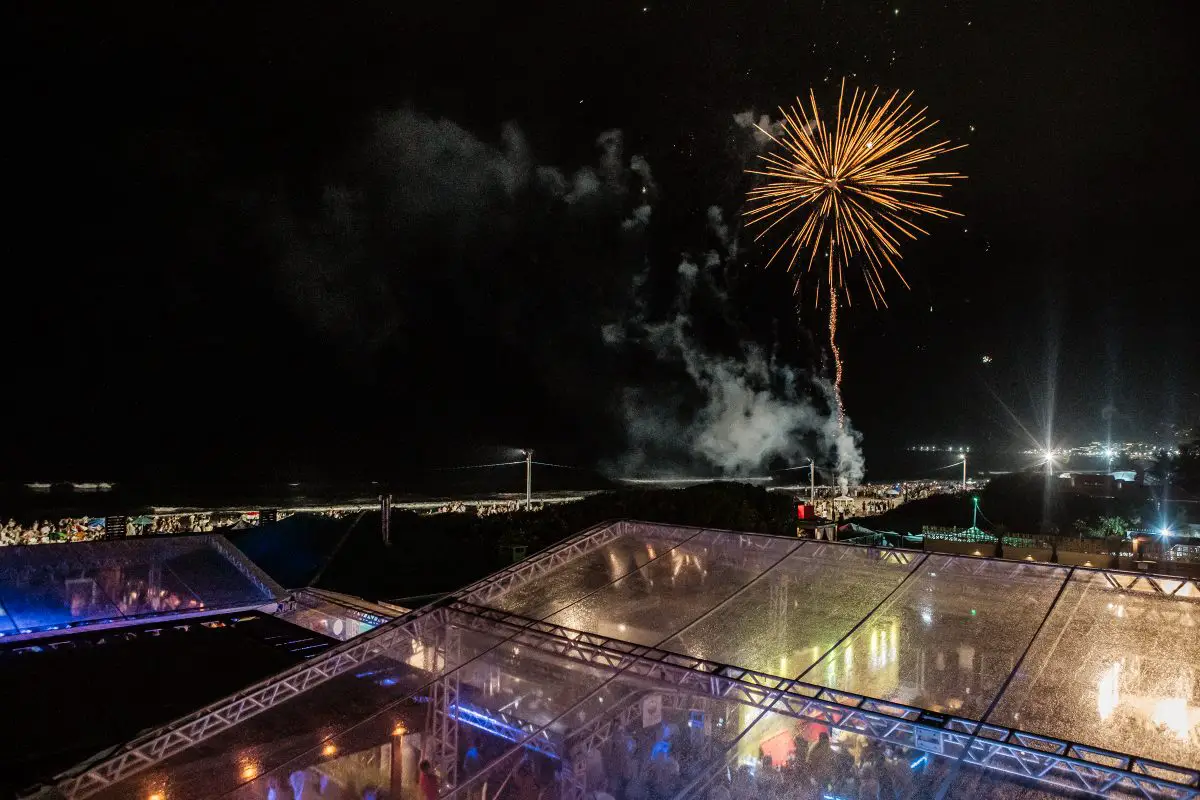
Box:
[706,205,737,259]
[605,256,865,482]
[270,105,864,482]
[733,109,783,147]
[276,109,655,349]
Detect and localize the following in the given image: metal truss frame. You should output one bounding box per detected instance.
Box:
[458,520,713,608]
[47,519,1200,800]
[209,534,286,601]
[798,539,922,568]
[451,701,563,760]
[444,601,1200,800]
[47,520,647,798]
[458,520,627,607]
[933,550,1071,580]
[290,588,398,628]
[49,603,454,799]
[428,624,462,787]
[1098,569,1200,597]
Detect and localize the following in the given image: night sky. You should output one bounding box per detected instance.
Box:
[9,0,1198,483]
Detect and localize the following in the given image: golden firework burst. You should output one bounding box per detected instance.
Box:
[744,81,964,427]
[745,80,965,309]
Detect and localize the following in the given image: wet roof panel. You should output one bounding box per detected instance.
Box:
[488,524,699,620]
[0,536,283,638]
[987,569,1200,770]
[659,541,920,676]
[541,530,799,646]
[805,555,1070,718]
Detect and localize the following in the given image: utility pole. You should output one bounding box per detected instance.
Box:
[810,460,816,508]
[380,494,392,545]
[524,449,533,508]
[961,455,967,491]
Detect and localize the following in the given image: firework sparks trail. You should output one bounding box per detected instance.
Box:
[744,80,964,427]
[828,279,844,426]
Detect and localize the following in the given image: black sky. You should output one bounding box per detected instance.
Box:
[8,0,1198,482]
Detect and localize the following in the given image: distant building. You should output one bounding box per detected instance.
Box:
[1059,471,1141,498]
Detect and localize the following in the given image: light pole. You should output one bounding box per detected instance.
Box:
[972,495,980,531]
[961,454,967,491]
[523,449,533,508]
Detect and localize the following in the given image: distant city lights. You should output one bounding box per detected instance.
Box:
[907,445,971,453]
[1019,440,1179,461]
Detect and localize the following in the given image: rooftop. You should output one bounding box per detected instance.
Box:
[33,520,1200,799]
[0,534,285,641]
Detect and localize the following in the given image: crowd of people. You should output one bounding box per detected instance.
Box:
[711,730,927,800]
[0,512,254,545]
[245,712,1021,800]
[578,720,963,800]
[0,507,368,547]
[430,500,545,516]
[801,480,966,522]
[0,516,104,546]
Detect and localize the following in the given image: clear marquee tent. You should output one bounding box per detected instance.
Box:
[0,535,283,638]
[36,520,1200,800]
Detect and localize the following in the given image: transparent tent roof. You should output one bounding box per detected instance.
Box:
[38,521,1200,800]
[0,535,283,639]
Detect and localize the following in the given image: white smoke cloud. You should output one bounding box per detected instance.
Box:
[369,111,536,224]
[566,167,602,203]
[280,109,656,352]
[706,205,738,259]
[595,129,624,190]
[630,154,656,193]
[607,258,865,481]
[622,203,653,230]
[733,109,783,147]
[535,165,568,197]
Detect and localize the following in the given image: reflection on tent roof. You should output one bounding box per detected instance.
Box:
[40,521,1200,800]
[0,535,284,641]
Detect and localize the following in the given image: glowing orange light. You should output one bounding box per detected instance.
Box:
[322,743,338,757]
[241,763,259,780]
[392,723,408,737]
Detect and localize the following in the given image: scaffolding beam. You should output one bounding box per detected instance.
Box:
[428,624,462,788]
